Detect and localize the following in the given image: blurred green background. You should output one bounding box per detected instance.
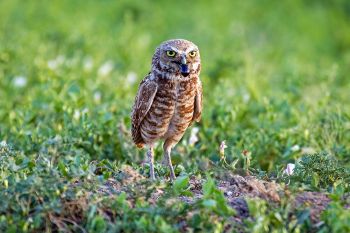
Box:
[0,0,349,170]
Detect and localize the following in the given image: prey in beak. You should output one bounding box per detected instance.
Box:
[180,54,190,77]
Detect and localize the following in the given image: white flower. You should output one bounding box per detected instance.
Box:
[0,140,7,147]
[73,110,80,120]
[284,163,295,176]
[126,71,137,85]
[48,55,65,70]
[13,76,27,87]
[243,93,250,103]
[98,60,114,77]
[219,141,228,156]
[188,127,199,146]
[93,91,101,103]
[83,57,94,71]
[47,60,57,70]
[82,108,89,115]
[291,145,300,152]
[73,108,88,120]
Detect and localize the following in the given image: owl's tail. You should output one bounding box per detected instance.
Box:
[131,125,146,148]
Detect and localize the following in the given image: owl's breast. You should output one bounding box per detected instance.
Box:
[139,76,198,144]
[163,77,197,140]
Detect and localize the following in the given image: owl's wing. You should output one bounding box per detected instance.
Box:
[131,74,158,145]
[192,80,203,123]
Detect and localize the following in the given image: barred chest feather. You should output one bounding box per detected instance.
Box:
[140,74,198,144]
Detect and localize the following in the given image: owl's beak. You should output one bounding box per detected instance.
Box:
[180,55,190,77]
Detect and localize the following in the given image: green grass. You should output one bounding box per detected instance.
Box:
[0,0,350,232]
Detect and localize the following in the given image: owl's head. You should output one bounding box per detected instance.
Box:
[152,39,201,78]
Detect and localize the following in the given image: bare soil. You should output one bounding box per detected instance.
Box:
[98,165,335,224]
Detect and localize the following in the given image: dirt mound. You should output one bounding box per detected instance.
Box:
[96,166,337,224]
[98,164,146,196]
[294,192,330,223]
[218,174,281,202]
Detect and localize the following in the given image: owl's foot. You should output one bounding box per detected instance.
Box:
[147,146,155,180]
[163,142,176,182]
[150,168,155,180]
[169,167,176,182]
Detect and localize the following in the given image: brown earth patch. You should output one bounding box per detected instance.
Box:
[294,191,331,223]
[70,165,346,228]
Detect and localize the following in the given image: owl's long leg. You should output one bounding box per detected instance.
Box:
[147,146,155,180]
[163,141,176,181]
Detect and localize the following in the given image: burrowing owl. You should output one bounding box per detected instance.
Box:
[131,39,202,181]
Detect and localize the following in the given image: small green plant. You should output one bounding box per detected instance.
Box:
[219,141,239,170]
[245,198,305,233]
[242,149,252,175]
[173,175,192,196]
[188,175,236,232]
[319,190,350,233]
[292,152,349,190]
[198,175,235,217]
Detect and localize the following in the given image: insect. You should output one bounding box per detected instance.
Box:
[131,39,202,181]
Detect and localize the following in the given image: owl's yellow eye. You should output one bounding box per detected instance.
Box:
[166,50,176,57]
[189,51,197,57]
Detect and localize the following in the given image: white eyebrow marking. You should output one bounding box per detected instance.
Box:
[166,46,180,53]
[185,46,197,53]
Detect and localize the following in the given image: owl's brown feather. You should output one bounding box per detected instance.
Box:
[130,39,202,181]
[191,80,203,124]
[131,74,158,148]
